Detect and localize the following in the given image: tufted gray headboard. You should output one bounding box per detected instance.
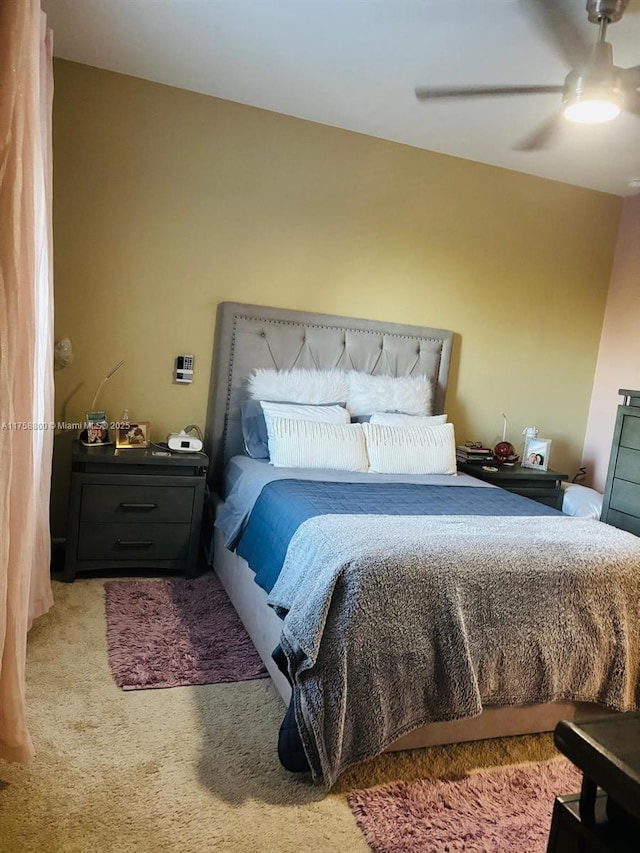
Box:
[204,302,454,492]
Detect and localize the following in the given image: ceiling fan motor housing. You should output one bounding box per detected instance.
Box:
[563,40,623,108]
[586,0,629,24]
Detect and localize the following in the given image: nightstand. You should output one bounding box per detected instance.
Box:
[456,461,568,509]
[63,441,208,582]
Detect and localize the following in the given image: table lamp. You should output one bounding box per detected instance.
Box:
[80,359,125,446]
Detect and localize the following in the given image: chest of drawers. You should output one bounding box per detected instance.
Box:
[601,389,640,535]
[63,441,208,581]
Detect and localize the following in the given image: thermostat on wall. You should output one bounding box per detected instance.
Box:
[175,354,194,384]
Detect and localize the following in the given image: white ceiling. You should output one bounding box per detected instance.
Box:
[42,0,640,196]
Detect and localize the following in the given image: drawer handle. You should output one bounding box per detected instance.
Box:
[119,502,158,511]
[115,538,153,548]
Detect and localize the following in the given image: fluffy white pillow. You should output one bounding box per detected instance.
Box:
[347,372,433,417]
[363,422,456,475]
[248,368,348,404]
[268,418,369,471]
[370,412,448,426]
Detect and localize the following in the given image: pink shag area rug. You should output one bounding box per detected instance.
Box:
[348,758,582,853]
[104,576,269,690]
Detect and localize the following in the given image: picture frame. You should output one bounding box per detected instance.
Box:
[81,411,112,446]
[522,437,552,471]
[115,421,150,449]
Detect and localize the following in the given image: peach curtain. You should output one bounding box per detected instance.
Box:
[0,0,54,762]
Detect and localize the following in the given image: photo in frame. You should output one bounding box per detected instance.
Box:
[115,421,150,449]
[81,411,112,446]
[522,436,552,471]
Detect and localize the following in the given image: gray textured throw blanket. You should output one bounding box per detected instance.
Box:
[267,514,640,788]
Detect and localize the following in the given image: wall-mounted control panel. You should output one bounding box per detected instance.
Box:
[175,354,194,384]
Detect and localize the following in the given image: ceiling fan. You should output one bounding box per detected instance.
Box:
[414,0,640,150]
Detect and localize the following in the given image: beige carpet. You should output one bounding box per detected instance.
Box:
[0,575,560,853]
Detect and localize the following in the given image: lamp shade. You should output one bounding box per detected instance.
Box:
[562,42,623,125]
[563,97,621,123]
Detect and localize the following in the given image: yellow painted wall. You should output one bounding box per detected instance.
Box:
[52,60,621,534]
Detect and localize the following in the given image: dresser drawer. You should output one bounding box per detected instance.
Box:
[614,447,640,486]
[77,523,191,561]
[604,508,640,536]
[609,478,640,517]
[620,415,640,450]
[80,484,194,523]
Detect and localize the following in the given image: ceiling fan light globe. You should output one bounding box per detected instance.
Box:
[563,98,621,123]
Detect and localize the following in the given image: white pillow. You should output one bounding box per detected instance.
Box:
[260,401,349,453]
[370,412,448,426]
[347,372,433,417]
[561,483,603,520]
[362,422,456,475]
[249,369,348,404]
[268,418,369,471]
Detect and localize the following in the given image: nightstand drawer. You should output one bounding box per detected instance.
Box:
[80,485,194,523]
[77,523,191,561]
[456,461,567,510]
[504,485,564,509]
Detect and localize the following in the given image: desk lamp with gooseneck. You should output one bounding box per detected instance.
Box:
[79,359,125,446]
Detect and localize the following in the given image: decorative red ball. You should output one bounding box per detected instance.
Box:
[494,441,515,462]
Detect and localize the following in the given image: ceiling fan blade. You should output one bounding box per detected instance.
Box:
[622,65,640,90]
[525,0,591,69]
[621,66,640,116]
[415,84,563,100]
[512,113,563,151]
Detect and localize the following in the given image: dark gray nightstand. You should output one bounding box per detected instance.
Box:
[63,441,208,582]
[456,460,568,509]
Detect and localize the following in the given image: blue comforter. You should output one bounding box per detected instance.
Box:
[236,478,560,595]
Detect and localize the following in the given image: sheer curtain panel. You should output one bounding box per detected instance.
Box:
[0,0,55,762]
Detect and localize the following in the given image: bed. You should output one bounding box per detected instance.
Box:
[203,301,640,788]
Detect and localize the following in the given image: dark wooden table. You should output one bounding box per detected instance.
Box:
[546,713,640,852]
[456,460,568,509]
